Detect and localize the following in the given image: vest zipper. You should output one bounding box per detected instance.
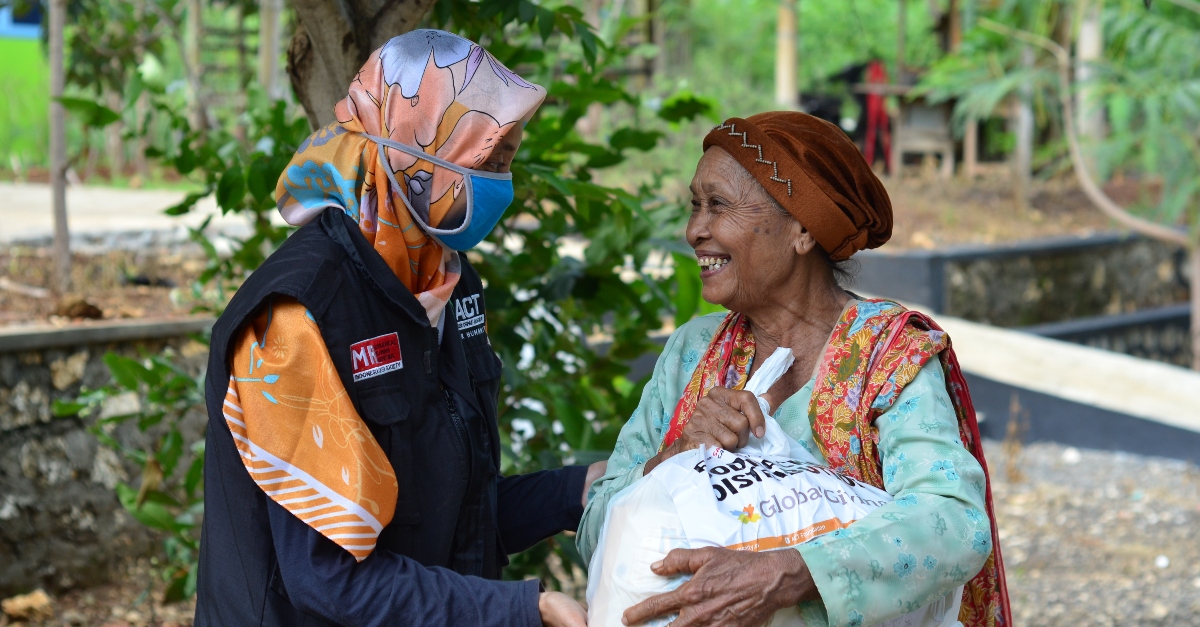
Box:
[441,386,472,481]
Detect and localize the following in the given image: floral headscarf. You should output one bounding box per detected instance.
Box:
[275,30,546,325]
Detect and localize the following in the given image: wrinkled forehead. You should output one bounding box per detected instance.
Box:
[691,146,766,196]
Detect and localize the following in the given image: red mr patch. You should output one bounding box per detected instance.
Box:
[350,333,403,382]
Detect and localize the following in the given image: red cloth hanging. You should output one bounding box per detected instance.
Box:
[863,60,892,172]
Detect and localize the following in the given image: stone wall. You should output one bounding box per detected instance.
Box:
[0,320,211,598]
[856,234,1189,327]
[943,237,1189,327]
[1023,304,1192,368]
[855,234,1191,367]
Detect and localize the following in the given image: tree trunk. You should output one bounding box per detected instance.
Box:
[774,0,797,108]
[954,0,978,179]
[235,2,249,143]
[286,0,437,129]
[49,0,70,293]
[258,0,285,100]
[655,0,691,76]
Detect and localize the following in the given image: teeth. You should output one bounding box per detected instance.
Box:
[697,257,729,271]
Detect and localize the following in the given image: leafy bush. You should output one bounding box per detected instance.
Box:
[54,351,206,601]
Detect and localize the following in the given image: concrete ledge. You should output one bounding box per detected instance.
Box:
[0,317,216,353]
[966,372,1200,463]
[938,315,1200,434]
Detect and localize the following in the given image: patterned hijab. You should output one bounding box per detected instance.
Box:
[275,30,546,325]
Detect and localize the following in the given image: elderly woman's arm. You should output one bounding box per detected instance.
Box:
[575,338,677,562]
[576,315,728,562]
[794,360,991,627]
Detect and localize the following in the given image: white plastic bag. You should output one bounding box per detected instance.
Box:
[587,349,964,627]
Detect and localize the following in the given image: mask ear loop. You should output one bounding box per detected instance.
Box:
[375,142,474,237]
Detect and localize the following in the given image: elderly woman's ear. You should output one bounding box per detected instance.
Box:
[792,224,820,257]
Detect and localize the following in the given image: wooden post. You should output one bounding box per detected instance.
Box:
[49,0,70,293]
[775,0,798,108]
[1192,244,1200,370]
[962,0,978,178]
[1076,1,1104,168]
[186,0,206,131]
[1013,45,1035,205]
[259,0,284,100]
[133,0,148,178]
[105,87,125,179]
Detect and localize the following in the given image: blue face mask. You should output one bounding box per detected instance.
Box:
[363,133,514,251]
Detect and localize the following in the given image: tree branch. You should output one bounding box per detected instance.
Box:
[978,17,1191,247]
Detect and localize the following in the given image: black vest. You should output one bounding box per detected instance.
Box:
[195,210,506,626]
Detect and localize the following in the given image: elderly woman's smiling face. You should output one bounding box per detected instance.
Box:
[687,147,816,312]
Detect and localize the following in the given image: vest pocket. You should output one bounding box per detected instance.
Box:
[357,388,421,525]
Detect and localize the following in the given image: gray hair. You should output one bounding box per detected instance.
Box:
[766,195,858,289]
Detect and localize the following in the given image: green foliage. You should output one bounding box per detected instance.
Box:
[56,0,721,599]
[917,1,1066,133]
[430,0,717,583]
[0,38,48,170]
[1091,1,1200,226]
[56,96,121,128]
[53,349,206,602]
[143,91,309,303]
[685,0,941,113]
[917,0,1199,231]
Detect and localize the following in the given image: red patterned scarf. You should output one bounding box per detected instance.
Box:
[662,301,1011,627]
[662,313,756,450]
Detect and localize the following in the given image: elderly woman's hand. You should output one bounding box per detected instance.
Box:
[644,387,766,475]
[621,547,818,627]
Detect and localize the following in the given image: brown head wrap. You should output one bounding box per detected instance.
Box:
[702,112,892,260]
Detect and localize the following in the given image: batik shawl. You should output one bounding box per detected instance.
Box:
[662,300,1011,627]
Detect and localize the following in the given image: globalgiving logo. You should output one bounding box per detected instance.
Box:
[730,504,762,524]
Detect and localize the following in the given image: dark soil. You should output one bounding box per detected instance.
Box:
[0,247,207,327]
[0,559,194,627]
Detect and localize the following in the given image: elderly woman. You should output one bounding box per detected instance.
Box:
[577,113,1010,627]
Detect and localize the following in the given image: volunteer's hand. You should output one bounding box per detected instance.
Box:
[540,591,588,627]
[583,460,608,507]
[643,387,765,475]
[621,547,817,627]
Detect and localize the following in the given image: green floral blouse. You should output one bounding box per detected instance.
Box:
[577,310,991,627]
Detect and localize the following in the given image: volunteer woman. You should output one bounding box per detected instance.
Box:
[577,113,1010,627]
[195,30,599,627]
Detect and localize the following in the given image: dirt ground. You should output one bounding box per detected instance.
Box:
[0,559,194,627]
[884,172,1123,250]
[985,440,1200,627]
[0,245,208,327]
